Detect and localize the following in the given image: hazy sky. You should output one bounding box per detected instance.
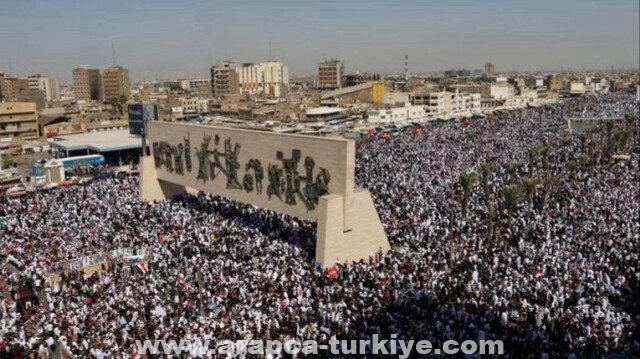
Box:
[1,0,638,84]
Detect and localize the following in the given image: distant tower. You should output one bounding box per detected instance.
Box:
[404,55,409,82]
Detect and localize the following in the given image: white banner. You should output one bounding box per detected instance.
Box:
[46,247,147,274]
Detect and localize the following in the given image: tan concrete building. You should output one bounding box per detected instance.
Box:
[210,62,240,97]
[318,59,344,90]
[73,67,102,102]
[547,74,564,92]
[17,89,46,111]
[0,102,39,140]
[484,62,495,76]
[102,66,131,101]
[0,77,29,101]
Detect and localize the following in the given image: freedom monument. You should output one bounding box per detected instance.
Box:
[140,121,390,267]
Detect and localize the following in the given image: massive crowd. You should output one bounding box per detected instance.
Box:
[0,92,638,358]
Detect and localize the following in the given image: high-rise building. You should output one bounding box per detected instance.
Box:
[0,76,29,101]
[72,67,102,102]
[236,61,289,98]
[210,62,240,97]
[0,102,39,140]
[318,59,344,90]
[484,62,495,76]
[25,74,59,101]
[102,66,131,101]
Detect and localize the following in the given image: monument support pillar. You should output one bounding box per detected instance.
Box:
[315,188,389,268]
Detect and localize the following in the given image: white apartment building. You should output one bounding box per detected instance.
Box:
[236,61,289,98]
[366,103,428,124]
[570,82,586,95]
[456,92,481,115]
[490,84,515,100]
[180,97,210,114]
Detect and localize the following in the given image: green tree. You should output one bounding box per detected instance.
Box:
[1,158,14,170]
[478,162,493,205]
[487,197,496,243]
[502,185,521,223]
[458,171,477,219]
[601,139,617,163]
[519,177,539,215]
[567,160,578,181]
[505,163,520,183]
[528,146,540,177]
[539,145,551,173]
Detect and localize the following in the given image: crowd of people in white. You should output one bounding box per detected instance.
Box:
[0,92,638,358]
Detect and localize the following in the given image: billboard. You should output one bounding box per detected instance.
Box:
[128,104,144,135]
[129,104,158,136]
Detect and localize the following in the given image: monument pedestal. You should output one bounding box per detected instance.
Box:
[315,189,390,268]
[140,157,186,202]
[139,122,391,268]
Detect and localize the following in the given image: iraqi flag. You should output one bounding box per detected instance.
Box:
[324,266,337,280]
[127,255,148,274]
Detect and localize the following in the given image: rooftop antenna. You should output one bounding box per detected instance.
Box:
[112,42,116,66]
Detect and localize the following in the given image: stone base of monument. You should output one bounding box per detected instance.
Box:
[140,156,187,201]
[140,156,390,268]
[315,190,390,268]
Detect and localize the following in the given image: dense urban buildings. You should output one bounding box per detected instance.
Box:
[343,72,381,87]
[210,61,240,97]
[25,74,59,102]
[317,59,344,89]
[236,61,289,98]
[0,75,29,102]
[0,102,39,140]
[72,66,102,102]
[102,66,131,101]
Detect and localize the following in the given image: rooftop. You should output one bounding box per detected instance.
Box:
[305,107,347,116]
[49,129,143,153]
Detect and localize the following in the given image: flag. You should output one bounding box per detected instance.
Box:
[324,266,337,280]
[127,256,148,274]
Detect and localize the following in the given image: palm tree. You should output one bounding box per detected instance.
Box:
[567,160,578,181]
[601,139,617,163]
[502,185,521,223]
[528,146,539,177]
[478,162,492,204]
[519,177,539,215]
[487,198,496,243]
[458,171,477,219]
[505,163,520,183]
[540,175,557,210]
[539,145,551,173]
[604,120,615,139]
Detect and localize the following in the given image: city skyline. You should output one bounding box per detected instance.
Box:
[1,0,638,84]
